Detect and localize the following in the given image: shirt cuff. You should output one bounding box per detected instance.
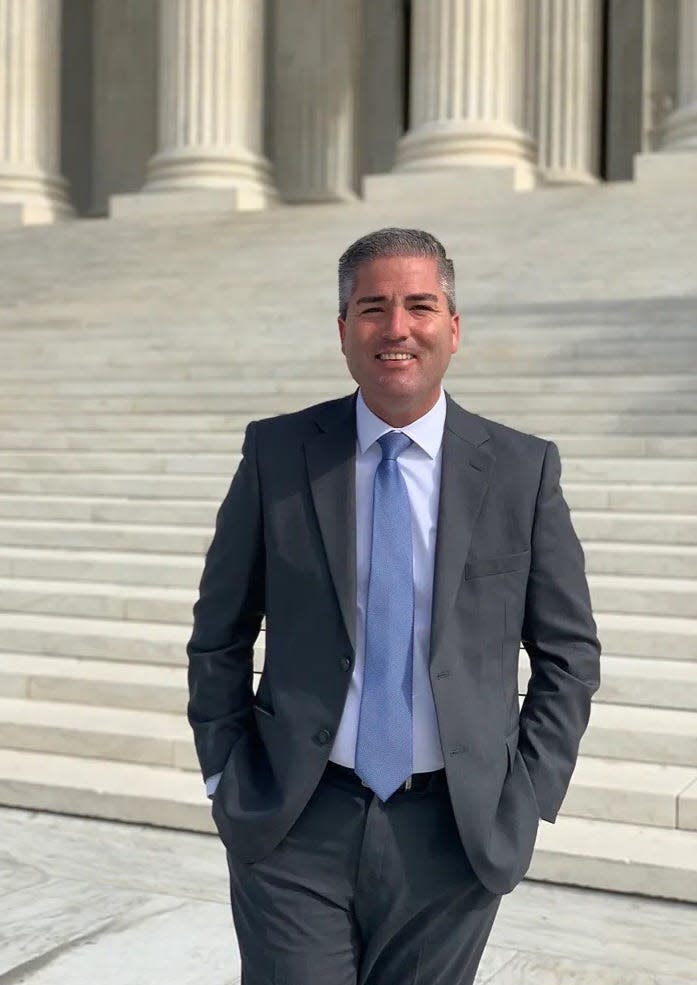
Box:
[205,772,223,799]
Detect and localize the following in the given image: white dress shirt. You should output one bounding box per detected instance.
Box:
[206,385,446,798]
[329,385,446,772]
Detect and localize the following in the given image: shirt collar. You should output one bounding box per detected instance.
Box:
[356,386,446,460]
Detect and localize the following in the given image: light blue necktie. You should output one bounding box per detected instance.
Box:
[355,430,414,801]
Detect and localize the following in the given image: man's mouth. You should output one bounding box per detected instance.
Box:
[375,353,416,361]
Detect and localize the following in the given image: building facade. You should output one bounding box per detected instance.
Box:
[0,0,695,224]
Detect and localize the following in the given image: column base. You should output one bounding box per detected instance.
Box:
[394,120,537,182]
[659,102,697,151]
[633,152,697,186]
[109,187,276,220]
[540,169,599,187]
[363,165,536,205]
[0,168,73,225]
[140,147,276,209]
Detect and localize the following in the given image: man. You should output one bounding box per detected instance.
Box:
[186,228,601,984]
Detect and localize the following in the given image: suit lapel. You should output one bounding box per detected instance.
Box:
[429,390,495,661]
[304,390,358,654]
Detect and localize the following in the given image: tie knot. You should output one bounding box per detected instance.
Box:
[378,430,412,461]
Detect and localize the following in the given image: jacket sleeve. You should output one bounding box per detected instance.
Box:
[518,439,602,822]
[186,420,265,782]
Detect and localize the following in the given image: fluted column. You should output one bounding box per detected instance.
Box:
[272,0,361,202]
[537,0,602,184]
[660,0,697,150]
[0,0,72,223]
[144,0,274,208]
[394,0,537,185]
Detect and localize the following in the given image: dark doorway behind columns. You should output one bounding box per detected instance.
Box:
[60,0,93,215]
[60,0,158,216]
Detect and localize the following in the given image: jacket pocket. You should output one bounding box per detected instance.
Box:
[466,549,530,580]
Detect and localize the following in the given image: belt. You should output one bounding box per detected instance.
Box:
[324,760,446,795]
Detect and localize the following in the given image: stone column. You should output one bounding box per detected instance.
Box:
[537,0,603,184]
[660,0,697,149]
[393,0,537,187]
[0,0,72,224]
[272,0,361,202]
[115,0,274,214]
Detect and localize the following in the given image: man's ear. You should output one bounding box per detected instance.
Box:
[337,316,346,354]
[450,312,460,353]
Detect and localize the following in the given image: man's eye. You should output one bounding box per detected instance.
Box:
[412,305,434,311]
[361,307,382,314]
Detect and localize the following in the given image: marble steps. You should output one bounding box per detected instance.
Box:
[0,369,694,393]
[1,482,696,519]
[0,494,222,525]
[0,546,202,589]
[578,702,697,767]
[519,654,697,712]
[2,570,696,624]
[0,579,197,623]
[0,518,212,553]
[2,458,697,488]
[0,411,695,435]
[0,508,696,551]
[583,542,697,579]
[2,432,697,461]
[2,643,696,722]
[0,696,196,770]
[0,712,695,833]
[593,611,697,661]
[0,362,695,393]
[0,390,695,415]
[0,472,229,498]
[528,815,697,902]
[1,594,696,663]
[571,512,697,546]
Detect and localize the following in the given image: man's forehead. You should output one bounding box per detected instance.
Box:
[351,254,441,290]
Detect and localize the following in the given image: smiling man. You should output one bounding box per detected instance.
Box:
[187,228,601,984]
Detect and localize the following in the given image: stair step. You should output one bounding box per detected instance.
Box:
[586,576,697,619]
[529,815,697,902]
[0,612,266,669]
[594,611,697,661]
[585,542,697,579]
[562,756,697,829]
[580,703,697,766]
[0,577,195,623]
[0,493,219,525]
[0,696,196,769]
[0,471,229,498]
[519,653,697,710]
[565,483,697,512]
[0,411,694,434]
[0,518,210,553]
[0,545,201,588]
[574,512,697,545]
[0,748,213,833]
[0,653,188,711]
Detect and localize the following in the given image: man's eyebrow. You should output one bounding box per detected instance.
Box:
[355,293,439,305]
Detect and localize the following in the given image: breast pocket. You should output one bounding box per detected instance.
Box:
[465,549,530,580]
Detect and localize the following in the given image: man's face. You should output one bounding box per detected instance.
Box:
[337,255,460,425]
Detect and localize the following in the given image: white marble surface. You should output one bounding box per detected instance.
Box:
[1,807,695,985]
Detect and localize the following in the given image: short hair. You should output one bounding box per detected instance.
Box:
[337,227,456,320]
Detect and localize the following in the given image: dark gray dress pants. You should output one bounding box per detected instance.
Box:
[225,761,502,985]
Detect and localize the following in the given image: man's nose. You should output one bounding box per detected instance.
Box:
[382,304,409,337]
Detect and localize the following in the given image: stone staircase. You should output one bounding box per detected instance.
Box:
[0,180,696,902]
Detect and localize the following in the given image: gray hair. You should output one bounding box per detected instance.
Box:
[337,227,456,319]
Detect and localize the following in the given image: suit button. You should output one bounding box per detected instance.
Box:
[340,656,351,671]
[316,729,332,745]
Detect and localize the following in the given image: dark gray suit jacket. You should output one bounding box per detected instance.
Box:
[186,388,601,894]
